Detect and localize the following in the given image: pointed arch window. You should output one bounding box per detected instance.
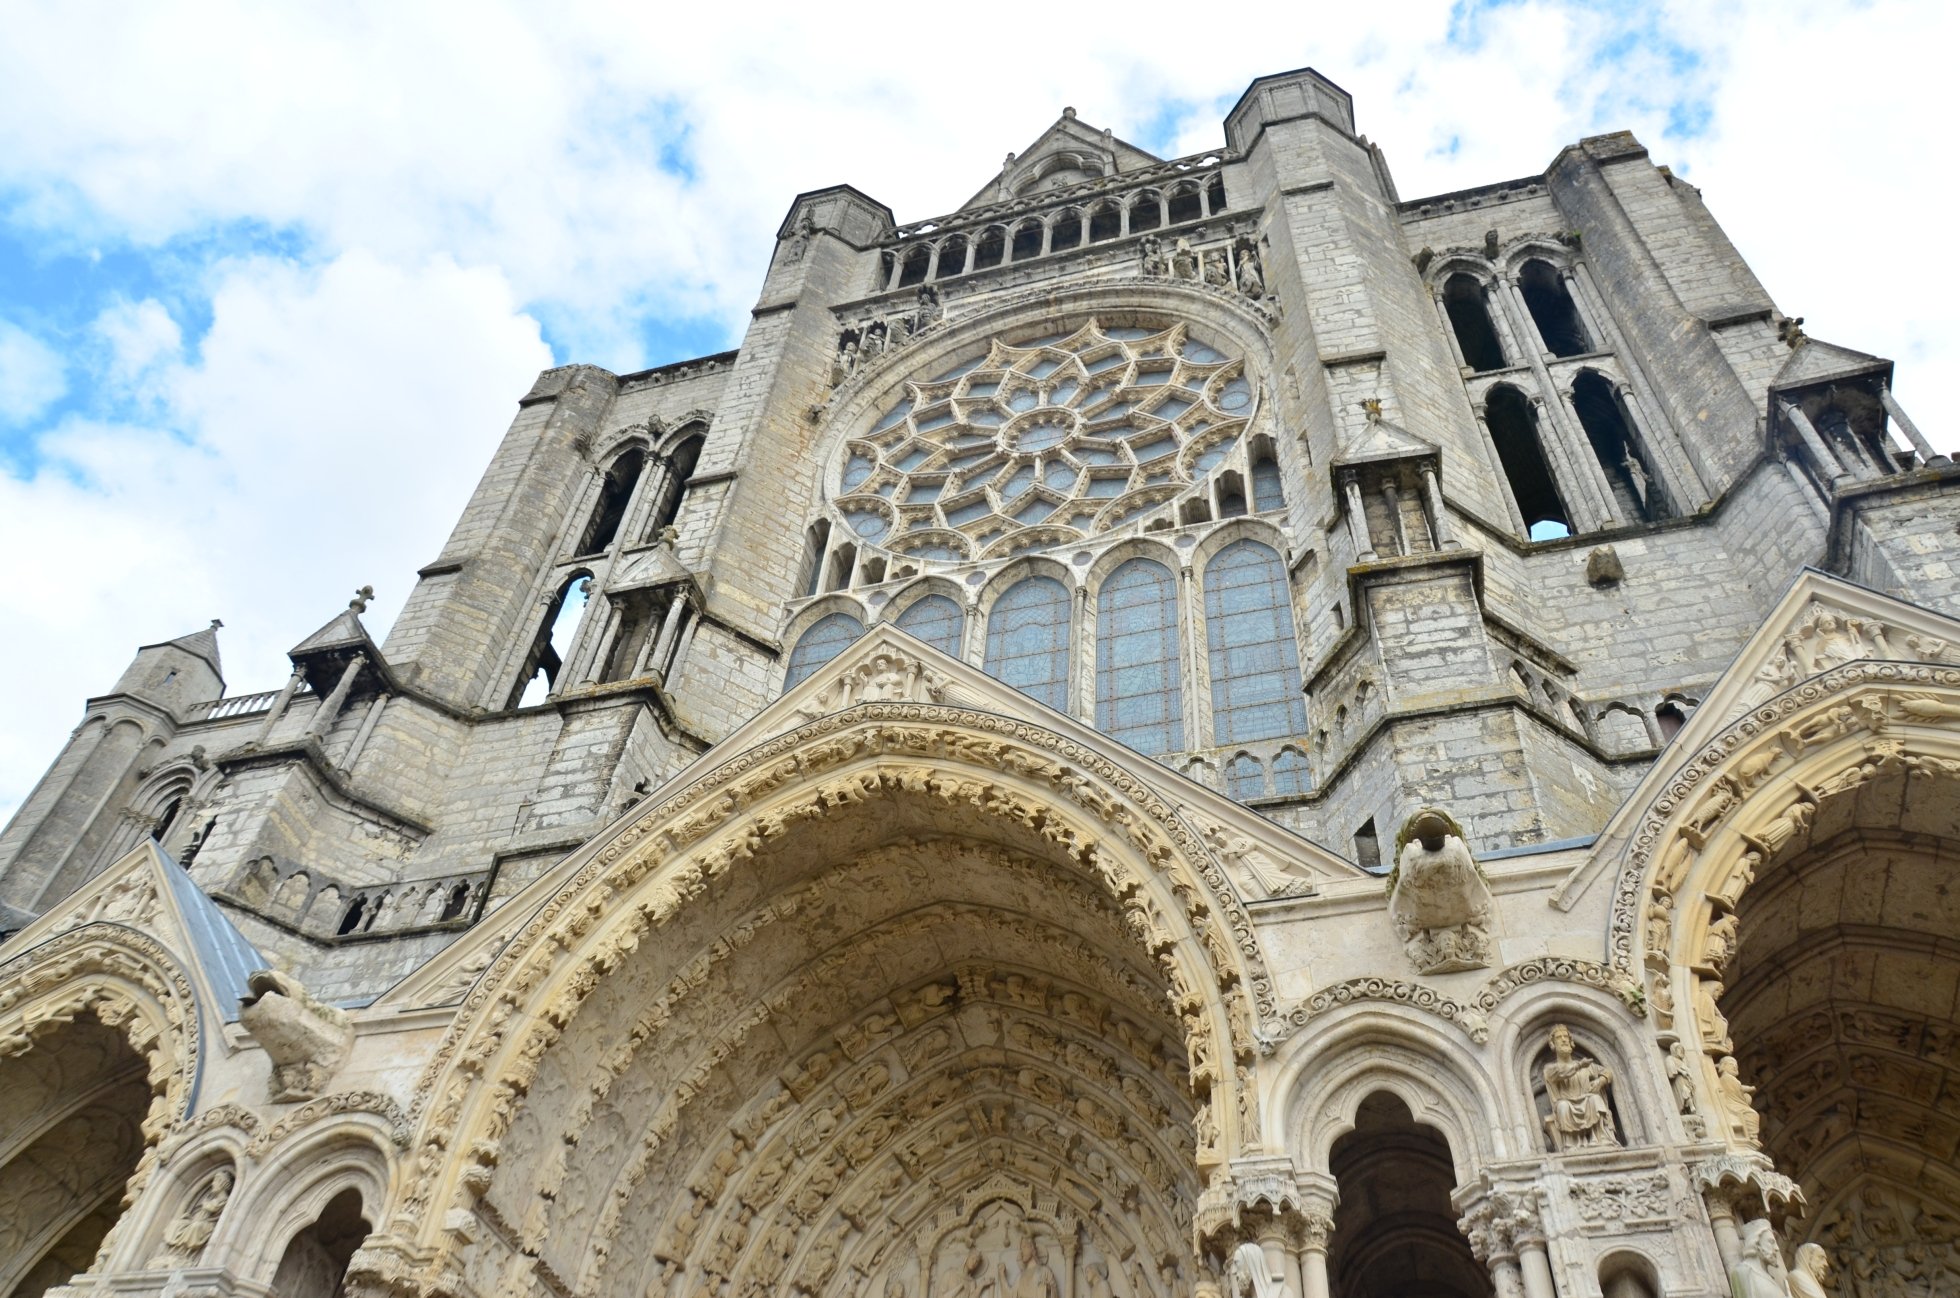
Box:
[650,433,705,536]
[511,574,592,708]
[1204,541,1306,744]
[1443,274,1507,372]
[1519,259,1591,357]
[895,594,965,658]
[579,449,645,554]
[784,612,864,690]
[1095,559,1183,755]
[984,576,1071,712]
[1485,385,1570,540]
[1249,439,1285,513]
[1272,746,1312,796]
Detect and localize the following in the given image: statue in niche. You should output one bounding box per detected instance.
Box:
[784,211,816,263]
[1235,247,1265,298]
[1203,252,1230,288]
[1702,910,1740,974]
[1714,1055,1762,1145]
[1730,1219,1795,1298]
[916,284,943,329]
[1081,1261,1116,1298]
[1664,1040,1697,1115]
[1787,1242,1832,1298]
[149,1168,234,1267]
[1139,234,1167,277]
[1002,1234,1060,1298]
[1645,890,1674,968]
[1385,808,1493,974]
[1232,1242,1295,1298]
[1541,1025,1619,1150]
[1172,238,1199,280]
[1623,449,1650,510]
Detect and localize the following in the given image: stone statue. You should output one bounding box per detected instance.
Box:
[944,1244,988,1298]
[149,1168,233,1267]
[1623,450,1649,510]
[1236,247,1265,298]
[1788,1242,1832,1298]
[1002,1234,1059,1298]
[1081,1260,1115,1298]
[1714,1055,1762,1144]
[784,211,815,263]
[238,968,353,1102]
[1232,1242,1294,1298]
[1703,910,1740,974]
[1665,1040,1697,1114]
[1645,890,1674,967]
[917,284,943,328]
[1386,808,1493,973]
[1203,252,1230,288]
[1172,238,1199,280]
[1730,1219,1793,1298]
[1139,234,1167,277]
[1541,1024,1618,1150]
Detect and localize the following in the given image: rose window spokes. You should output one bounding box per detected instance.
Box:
[834,319,1257,563]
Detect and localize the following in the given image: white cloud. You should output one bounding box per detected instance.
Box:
[0,321,65,425]
[0,0,1954,820]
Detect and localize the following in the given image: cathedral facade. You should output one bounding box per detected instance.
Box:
[1,67,1956,1298]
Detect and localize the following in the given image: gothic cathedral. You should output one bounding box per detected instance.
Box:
[1,68,1955,1298]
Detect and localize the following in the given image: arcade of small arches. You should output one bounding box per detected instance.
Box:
[886,170,1228,291]
[781,532,1310,796]
[1428,246,1700,541]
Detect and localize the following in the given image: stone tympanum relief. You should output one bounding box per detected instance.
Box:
[148,1167,233,1268]
[1540,1025,1618,1152]
[1386,808,1492,974]
[237,968,353,1102]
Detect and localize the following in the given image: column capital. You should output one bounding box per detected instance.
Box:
[1690,1153,1805,1225]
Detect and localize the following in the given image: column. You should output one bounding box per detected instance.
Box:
[1780,401,1851,486]
[305,653,366,740]
[648,594,691,685]
[1702,1191,1744,1273]
[1341,474,1377,562]
[1880,383,1946,465]
[1550,385,1629,528]
[1421,466,1457,549]
[1294,1208,1334,1298]
[255,664,309,744]
[1178,564,1203,753]
[1432,289,1471,371]
[1515,1228,1558,1298]
[1612,380,1668,517]
[341,693,389,773]
[1381,482,1410,556]
[924,242,941,282]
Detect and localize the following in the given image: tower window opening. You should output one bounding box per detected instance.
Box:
[1129,192,1162,233]
[1352,818,1381,871]
[510,574,593,708]
[338,896,367,936]
[1205,174,1226,214]
[1216,470,1248,519]
[897,245,931,287]
[1011,220,1044,262]
[1050,210,1083,252]
[1168,185,1202,225]
[935,236,967,279]
[151,796,183,844]
[579,448,645,555]
[974,226,1006,270]
[799,520,831,599]
[650,433,705,536]
[1250,438,1286,512]
[1088,203,1121,242]
[1519,259,1591,357]
[1572,370,1664,521]
[824,541,857,593]
[1443,274,1508,372]
[1485,385,1570,540]
[1656,700,1688,741]
[439,882,470,922]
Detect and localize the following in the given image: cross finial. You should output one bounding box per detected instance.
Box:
[350,585,375,613]
[1362,398,1384,423]
[209,618,224,630]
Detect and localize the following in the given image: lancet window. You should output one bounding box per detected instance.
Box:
[984,576,1072,711]
[784,612,865,689]
[1204,540,1306,744]
[1095,559,1183,756]
[894,593,965,658]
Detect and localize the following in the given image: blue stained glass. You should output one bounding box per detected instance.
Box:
[895,447,932,471]
[1134,439,1176,462]
[1182,339,1224,362]
[1096,559,1183,756]
[1205,540,1307,744]
[967,409,1005,427]
[1043,462,1078,491]
[1135,370,1171,387]
[1151,396,1193,421]
[1105,326,1153,340]
[896,594,965,657]
[842,454,874,490]
[1217,378,1253,411]
[916,409,957,431]
[1086,476,1126,498]
[1050,380,1080,406]
[1194,443,1231,473]
[965,381,1000,399]
[1007,390,1039,413]
[844,509,889,540]
[873,399,913,431]
[934,357,984,381]
[1252,456,1285,512]
[1085,352,1126,373]
[1272,747,1312,796]
[1226,754,1266,800]
[1002,465,1036,497]
[945,498,991,526]
[1076,447,1120,466]
[1013,498,1057,524]
[907,480,944,503]
[984,577,1071,711]
[1026,357,1062,379]
[784,613,864,690]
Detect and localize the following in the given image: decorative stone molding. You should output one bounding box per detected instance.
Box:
[790,649,949,722]
[1567,1170,1676,1228]
[244,1089,412,1159]
[1690,1153,1805,1221]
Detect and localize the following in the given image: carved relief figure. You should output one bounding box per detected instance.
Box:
[1386,808,1493,974]
[1541,1025,1618,1151]
[1003,1234,1059,1298]
[1715,1055,1762,1145]
[1232,1241,1294,1298]
[1788,1242,1832,1298]
[1731,1219,1794,1298]
[1139,234,1166,277]
[1645,890,1675,968]
[1172,238,1198,280]
[1235,247,1265,298]
[149,1168,233,1267]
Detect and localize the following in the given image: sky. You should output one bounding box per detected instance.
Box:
[0,0,1950,823]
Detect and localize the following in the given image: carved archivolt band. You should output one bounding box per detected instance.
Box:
[393,709,1259,1270]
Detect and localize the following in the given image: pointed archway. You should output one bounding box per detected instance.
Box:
[371,697,1267,1298]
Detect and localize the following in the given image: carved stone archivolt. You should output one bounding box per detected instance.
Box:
[377,711,1264,1298]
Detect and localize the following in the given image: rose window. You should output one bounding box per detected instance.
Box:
[835,320,1257,562]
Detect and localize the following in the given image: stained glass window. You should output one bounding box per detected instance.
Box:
[1272,746,1312,796]
[984,577,1071,711]
[1251,453,1285,512]
[895,594,964,658]
[1205,541,1306,744]
[1095,560,1183,755]
[1226,753,1266,799]
[784,612,864,690]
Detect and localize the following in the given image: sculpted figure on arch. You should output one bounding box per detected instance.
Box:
[1003,1233,1060,1298]
[1541,1024,1618,1151]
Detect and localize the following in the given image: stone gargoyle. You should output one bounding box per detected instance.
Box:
[1385,808,1494,974]
[239,968,354,1102]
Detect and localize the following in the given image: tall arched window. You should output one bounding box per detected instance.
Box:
[984,576,1071,712]
[1205,541,1307,744]
[1519,259,1591,357]
[511,574,592,708]
[650,433,705,536]
[1272,746,1312,796]
[579,448,645,554]
[1095,559,1183,755]
[1572,370,1664,521]
[895,594,965,658]
[783,613,864,690]
[1225,753,1265,799]
[1485,385,1570,540]
[1250,439,1285,513]
[1443,274,1507,372]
